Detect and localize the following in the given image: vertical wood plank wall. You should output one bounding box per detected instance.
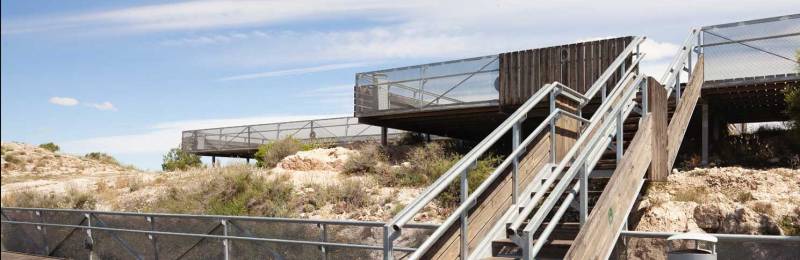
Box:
[498,37,634,107]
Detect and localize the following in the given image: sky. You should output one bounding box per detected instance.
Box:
[1,0,796,170]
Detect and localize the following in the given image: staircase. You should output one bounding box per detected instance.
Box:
[384,29,703,260]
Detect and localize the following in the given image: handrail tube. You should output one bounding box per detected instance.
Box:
[521,76,642,237]
[619,230,800,242]
[661,29,699,96]
[405,109,573,259]
[0,220,420,253]
[357,68,499,89]
[0,207,437,229]
[583,37,645,100]
[529,182,581,256]
[507,73,641,235]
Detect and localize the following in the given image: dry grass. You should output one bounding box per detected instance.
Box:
[672,186,707,203]
[1,187,97,209]
[342,143,387,175]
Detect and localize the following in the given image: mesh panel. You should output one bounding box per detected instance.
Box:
[702,15,800,81]
[612,236,800,259]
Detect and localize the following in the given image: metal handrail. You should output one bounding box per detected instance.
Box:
[522,75,644,258]
[661,29,700,97]
[388,36,645,260]
[507,72,643,237]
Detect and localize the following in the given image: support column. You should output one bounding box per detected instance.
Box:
[648,79,668,181]
[380,127,388,147]
[212,156,217,168]
[701,100,709,166]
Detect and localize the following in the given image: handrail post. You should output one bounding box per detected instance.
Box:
[86,213,94,260]
[221,219,229,260]
[382,225,394,260]
[147,216,159,260]
[460,167,469,259]
[319,223,328,260]
[579,163,588,226]
[549,91,557,164]
[512,122,521,204]
[35,210,49,255]
[616,110,624,162]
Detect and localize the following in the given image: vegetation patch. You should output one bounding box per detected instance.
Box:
[38,142,60,153]
[255,137,321,168]
[672,186,707,203]
[85,152,121,166]
[147,166,296,217]
[1,188,97,209]
[162,148,202,171]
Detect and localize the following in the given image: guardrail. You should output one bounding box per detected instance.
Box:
[383,36,645,260]
[1,207,438,260]
[181,117,406,154]
[354,55,500,116]
[615,231,800,259]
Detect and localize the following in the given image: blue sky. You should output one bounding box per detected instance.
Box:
[1,0,796,170]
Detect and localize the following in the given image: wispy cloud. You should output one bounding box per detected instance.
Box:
[2,0,418,35]
[87,101,117,111]
[48,97,79,106]
[218,62,368,81]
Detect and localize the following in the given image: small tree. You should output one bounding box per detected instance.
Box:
[162,148,202,171]
[38,142,60,152]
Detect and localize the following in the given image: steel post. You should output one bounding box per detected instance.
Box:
[512,122,521,204]
[319,223,328,260]
[579,164,588,226]
[147,216,159,260]
[222,219,229,260]
[459,168,469,258]
[86,213,94,260]
[36,210,49,255]
[549,91,557,164]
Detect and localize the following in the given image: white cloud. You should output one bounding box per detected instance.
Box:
[49,97,79,106]
[87,101,117,111]
[218,62,368,81]
[640,39,681,61]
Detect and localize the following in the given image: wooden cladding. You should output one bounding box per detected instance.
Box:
[498,36,634,107]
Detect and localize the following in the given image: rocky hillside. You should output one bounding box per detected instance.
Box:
[0,142,443,222]
[627,167,800,259]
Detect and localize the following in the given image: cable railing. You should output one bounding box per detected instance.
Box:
[1,207,438,260]
[384,36,645,260]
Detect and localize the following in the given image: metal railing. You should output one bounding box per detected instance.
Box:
[613,231,800,259]
[1,207,438,260]
[383,36,645,260]
[700,14,800,81]
[354,55,500,116]
[181,117,405,154]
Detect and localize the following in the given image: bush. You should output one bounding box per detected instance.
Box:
[1,188,97,209]
[84,152,120,165]
[254,137,318,168]
[161,148,202,171]
[148,166,296,217]
[322,179,372,213]
[38,142,60,152]
[342,143,387,175]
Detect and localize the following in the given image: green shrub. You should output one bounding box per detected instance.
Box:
[255,137,318,168]
[84,152,120,165]
[38,142,60,152]
[148,166,296,217]
[321,179,372,213]
[342,143,387,175]
[161,148,202,171]
[3,153,22,165]
[1,188,97,209]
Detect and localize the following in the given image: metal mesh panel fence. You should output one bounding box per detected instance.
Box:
[611,235,800,259]
[355,55,500,116]
[701,14,800,81]
[1,208,438,260]
[181,117,407,154]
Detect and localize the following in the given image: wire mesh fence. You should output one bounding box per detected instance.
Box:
[701,14,800,81]
[610,235,800,260]
[1,208,437,260]
[181,117,406,154]
[354,55,500,116]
